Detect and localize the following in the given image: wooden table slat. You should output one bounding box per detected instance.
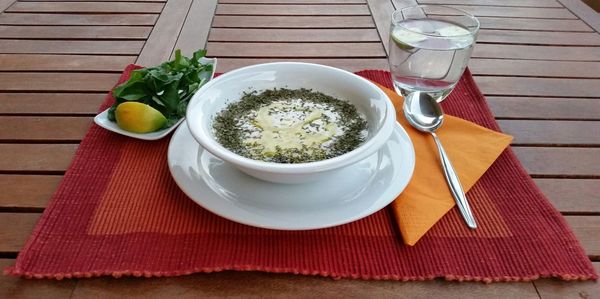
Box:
[0,54,136,72]
[366,0,394,54]
[208,28,381,42]
[19,0,165,1]
[512,147,600,177]
[473,44,600,61]
[0,259,77,298]
[6,1,164,14]
[565,216,600,259]
[534,179,600,213]
[0,25,152,40]
[19,0,166,2]
[486,97,600,120]
[534,263,600,299]
[212,15,376,28]
[135,0,192,67]
[0,213,40,253]
[408,14,595,32]
[475,76,600,98]
[557,0,600,32]
[0,175,62,209]
[19,0,167,4]
[0,39,144,55]
[0,116,92,141]
[0,144,77,172]
[417,0,563,8]
[469,59,600,78]
[0,0,15,13]
[68,271,541,299]
[216,4,371,15]
[0,13,159,25]
[219,0,366,3]
[424,4,577,19]
[0,72,121,92]
[216,57,389,72]
[207,42,387,57]
[475,16,593,32]
[477,29,600,46]
[0,256,539,299]
[0,93,106,115]
[498,120,600,145]
[171,0,217,58]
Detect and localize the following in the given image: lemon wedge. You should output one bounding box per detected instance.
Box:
[115,102,167,133]
[437,25,471,37]
[391,27,426,50]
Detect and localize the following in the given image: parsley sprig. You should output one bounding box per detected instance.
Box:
[108,49,213,127]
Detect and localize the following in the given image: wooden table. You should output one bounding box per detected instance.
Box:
[1,0,599,297]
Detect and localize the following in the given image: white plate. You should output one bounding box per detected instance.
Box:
[94,57,217,141]
[167,121,415,230]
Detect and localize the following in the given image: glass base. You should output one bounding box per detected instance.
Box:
[392,80,454,103]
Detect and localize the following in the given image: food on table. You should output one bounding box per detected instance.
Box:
[108,49,213,133]
[213,88,368,163]
[115,102,167,134]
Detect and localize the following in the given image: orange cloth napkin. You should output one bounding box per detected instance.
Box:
[375,83,513,246]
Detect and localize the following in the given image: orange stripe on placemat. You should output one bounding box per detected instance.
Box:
[87,128,398,237]
[88,131,399,237]
[428,183,512,238]
[88,138,210,235]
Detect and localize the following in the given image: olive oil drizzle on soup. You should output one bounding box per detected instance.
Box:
[213,88,368,164]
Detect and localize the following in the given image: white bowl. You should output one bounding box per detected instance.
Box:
[186,62,396,184]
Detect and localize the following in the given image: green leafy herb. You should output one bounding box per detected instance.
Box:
[108,49,213,128]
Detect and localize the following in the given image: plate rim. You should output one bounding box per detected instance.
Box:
[167,121,415,230]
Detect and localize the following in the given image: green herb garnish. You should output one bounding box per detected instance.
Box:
[108,49,213,128]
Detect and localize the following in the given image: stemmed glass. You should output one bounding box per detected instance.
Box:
[388,5,480,103]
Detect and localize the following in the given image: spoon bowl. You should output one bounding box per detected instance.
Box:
[403,92,444,133]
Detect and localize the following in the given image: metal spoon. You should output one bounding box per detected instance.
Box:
[403,91,477,229]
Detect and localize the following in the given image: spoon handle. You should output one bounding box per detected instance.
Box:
[430,132,477,229]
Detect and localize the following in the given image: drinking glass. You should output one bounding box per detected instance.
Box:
[388,5,479,102]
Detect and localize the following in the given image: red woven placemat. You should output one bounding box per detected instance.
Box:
[6,65,597,282]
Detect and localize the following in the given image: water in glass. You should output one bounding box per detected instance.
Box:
[389,18,476,102]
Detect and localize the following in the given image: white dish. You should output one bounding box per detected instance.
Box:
[94,110,186,141]
[168,121,415,230]
[94,57,217,141]
[186,62,397,183]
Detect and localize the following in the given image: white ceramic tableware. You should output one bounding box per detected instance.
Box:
[186,62,397,183]
[168,122,415,230]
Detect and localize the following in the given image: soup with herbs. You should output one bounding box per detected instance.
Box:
[212,88,368,163]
